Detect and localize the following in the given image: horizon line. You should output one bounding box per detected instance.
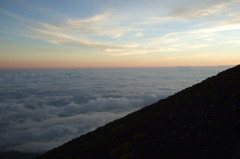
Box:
[0,65,235,70]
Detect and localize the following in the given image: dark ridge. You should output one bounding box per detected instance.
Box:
[36,65,240,159]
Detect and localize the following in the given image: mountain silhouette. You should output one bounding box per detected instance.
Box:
[36,65,240,159]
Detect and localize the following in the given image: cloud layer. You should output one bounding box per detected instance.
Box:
[0,67,230,153]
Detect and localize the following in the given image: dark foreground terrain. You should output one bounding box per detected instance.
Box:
[37,65,240,159]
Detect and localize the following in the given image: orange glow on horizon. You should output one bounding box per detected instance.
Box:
[0,60,237,69]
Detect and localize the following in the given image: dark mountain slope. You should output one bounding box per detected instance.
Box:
[36,65,240,159]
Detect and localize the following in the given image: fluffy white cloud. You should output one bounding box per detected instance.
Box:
[0,67,230,153]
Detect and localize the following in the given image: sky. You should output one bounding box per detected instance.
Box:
[0,0,240,68]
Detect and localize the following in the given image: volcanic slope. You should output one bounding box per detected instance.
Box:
[36,65,240,159]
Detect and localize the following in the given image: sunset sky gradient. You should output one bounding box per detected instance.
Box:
[0,0,240,68]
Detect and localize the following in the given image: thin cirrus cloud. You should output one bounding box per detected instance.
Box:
[26,12,146,55]
[169,0,240,18]
[64,12,135,38]
[30,14,194,55]
[1,0,240,57]
[170,0,229,19]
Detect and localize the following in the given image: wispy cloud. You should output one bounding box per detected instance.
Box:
[171,3,228,19]
[0,9,30,22]
[63,12,134,38]
[0,11,144,54]
[169,0,232,19]
[105,48,179,56]
[1,0,240,56]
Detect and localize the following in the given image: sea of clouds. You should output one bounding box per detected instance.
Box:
[0,66,230,153]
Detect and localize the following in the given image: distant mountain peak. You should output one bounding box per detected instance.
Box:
[36,65,240,159]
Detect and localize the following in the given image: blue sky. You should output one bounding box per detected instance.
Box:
[0,0,240,68]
